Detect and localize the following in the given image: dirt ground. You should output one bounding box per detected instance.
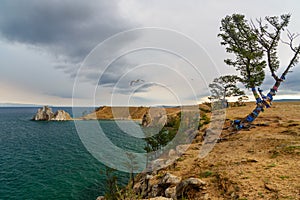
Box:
[160,102,300,200]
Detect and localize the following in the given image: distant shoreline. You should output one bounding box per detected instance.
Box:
[1,99,300,108]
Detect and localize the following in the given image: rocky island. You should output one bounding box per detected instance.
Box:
[32,106,72,121]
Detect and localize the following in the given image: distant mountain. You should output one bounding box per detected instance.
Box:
[0,103,43,107]
[273,99,300,102]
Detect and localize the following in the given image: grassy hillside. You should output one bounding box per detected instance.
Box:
[124,102,300,200]
[82,106,181,120]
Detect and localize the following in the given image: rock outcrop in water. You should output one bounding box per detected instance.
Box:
[52,110,72,121]
[33,106,72,121]
[33,106,54,121]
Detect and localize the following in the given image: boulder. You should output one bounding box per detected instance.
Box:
[165,186,176,198]
[133,173,156,197]
[176,178,206,198]
[149,184,163,197]
[168,149,178,158]
[175,144,190,155]
[161,173,181,185]
[150,159,166,170]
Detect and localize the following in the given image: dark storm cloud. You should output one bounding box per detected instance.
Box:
[0,0,134,63]
[113,82,158,95]
[260,65,300,94]
[278,68,300,94]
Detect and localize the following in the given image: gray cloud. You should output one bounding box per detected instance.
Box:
[0,0,134,63]
[279,68,300,93]
[1,0,299,105]
[255,65,300,96]
[114,82,158,95]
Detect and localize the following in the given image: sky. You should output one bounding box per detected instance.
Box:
[0,0,300,106]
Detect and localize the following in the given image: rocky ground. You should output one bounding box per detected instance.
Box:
[130,102,300,200]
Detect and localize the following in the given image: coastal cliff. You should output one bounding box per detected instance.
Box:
[82,106,180,121]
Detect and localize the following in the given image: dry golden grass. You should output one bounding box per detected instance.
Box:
[158,102,300,200]
[82,106,181,120]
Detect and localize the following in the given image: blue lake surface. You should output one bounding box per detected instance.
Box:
[0,107,145,200]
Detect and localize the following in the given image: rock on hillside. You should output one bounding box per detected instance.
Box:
[33,106,72,121]
[132,172,206,199]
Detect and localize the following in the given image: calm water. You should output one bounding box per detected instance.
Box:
[0,107,145,200]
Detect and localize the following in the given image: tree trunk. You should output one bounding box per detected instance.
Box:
[233,79,282,130]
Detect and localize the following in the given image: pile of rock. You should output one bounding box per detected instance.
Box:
[96,172,206,200]
[32,106,72,121]
[133,172,207,199]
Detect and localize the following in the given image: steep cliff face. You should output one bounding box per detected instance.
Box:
[32,106,72,121]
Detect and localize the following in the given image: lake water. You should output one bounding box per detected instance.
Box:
[0,107,145,200]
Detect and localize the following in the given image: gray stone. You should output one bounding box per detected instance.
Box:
[168,149,177,157]
[165,186,176,198]
[146,174,154,180]
[149,184,160,197]
[161,173,181,185]
[175,144,190,155]
[150,159,166,170]
[176,178,206,198]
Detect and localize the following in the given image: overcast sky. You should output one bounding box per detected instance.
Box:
[0,0,300,106]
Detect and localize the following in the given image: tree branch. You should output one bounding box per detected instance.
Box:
[281,30,300,52]
[282,44,300,78]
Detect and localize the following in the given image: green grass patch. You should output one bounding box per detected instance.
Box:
[265,163,276,169]
[284,145,300,154]
[270,150,280,159]
[200,170,214,178]
[279,175,290,180]
[177,157,185,162]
